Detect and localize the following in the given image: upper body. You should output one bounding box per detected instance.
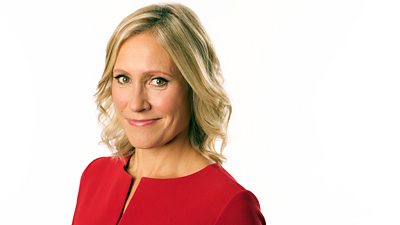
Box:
[72,3,266,225]
[72,156,265,225]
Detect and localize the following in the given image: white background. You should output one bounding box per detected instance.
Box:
[1,0,399,224]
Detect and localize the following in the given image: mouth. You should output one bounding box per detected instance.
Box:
[127,118,160,126]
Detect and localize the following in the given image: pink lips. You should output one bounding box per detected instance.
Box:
[128,118,160,126]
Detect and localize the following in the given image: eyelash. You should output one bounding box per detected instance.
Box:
[150,77,168,87]
[113,74,130,84]
[113,75,169,88]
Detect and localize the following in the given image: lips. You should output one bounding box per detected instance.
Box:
[127,118,160,126]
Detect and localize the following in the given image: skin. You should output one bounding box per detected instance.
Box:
[111,32,211,211]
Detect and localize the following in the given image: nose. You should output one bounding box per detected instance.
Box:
[128,85,151,112]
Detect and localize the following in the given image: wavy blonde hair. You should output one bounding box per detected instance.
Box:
[95,3,231,164]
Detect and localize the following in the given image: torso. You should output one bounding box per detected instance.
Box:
[122,153,212,213]
[122,178,140,213]
[72,156,265,225]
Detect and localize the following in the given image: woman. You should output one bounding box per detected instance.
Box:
[72,3,266,225]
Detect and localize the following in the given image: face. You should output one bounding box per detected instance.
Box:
[111,32,191,149]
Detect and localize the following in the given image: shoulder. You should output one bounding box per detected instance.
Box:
[84,156,124,169]
[205,165,266,225]
[215,190,266,225]
[80,156,127,184]
[81,157,119,174]
[205,164,248,195]
[73,157,132,224]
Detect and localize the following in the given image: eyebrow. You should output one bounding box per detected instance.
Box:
[112,68,129,75]
[112,68,175,77]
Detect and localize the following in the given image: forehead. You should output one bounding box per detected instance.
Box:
[114,32,178,75]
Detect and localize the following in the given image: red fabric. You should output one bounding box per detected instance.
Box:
[72,157,266,225]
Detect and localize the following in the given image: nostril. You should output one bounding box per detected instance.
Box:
[128,96,151,112]
[127,86,151,112]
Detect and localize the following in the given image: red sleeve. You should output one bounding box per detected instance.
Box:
[215,190,266,225]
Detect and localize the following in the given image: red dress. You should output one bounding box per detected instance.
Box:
[72,157,266,225]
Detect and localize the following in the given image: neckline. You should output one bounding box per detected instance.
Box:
[141,163,219,181]
[121,156,219,181]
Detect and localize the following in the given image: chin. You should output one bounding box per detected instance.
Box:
[127,137,164,149]
[125,128,187,150]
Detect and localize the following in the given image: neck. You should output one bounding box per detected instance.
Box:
[127,135,211,179]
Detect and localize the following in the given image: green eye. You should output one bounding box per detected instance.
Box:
[150,77,168,87]
[114,75,130,84]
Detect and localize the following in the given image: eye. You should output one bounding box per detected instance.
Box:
[150,77,168,87]
[113,74,131,85]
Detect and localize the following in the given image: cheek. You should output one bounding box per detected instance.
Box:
[111,85,128,112]
[151,87,191,119]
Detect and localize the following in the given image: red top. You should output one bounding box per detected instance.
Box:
[72,157,266,225]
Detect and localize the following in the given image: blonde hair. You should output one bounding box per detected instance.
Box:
[95,3,231,164]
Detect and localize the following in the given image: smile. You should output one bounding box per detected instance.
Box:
[127,118,160,126]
